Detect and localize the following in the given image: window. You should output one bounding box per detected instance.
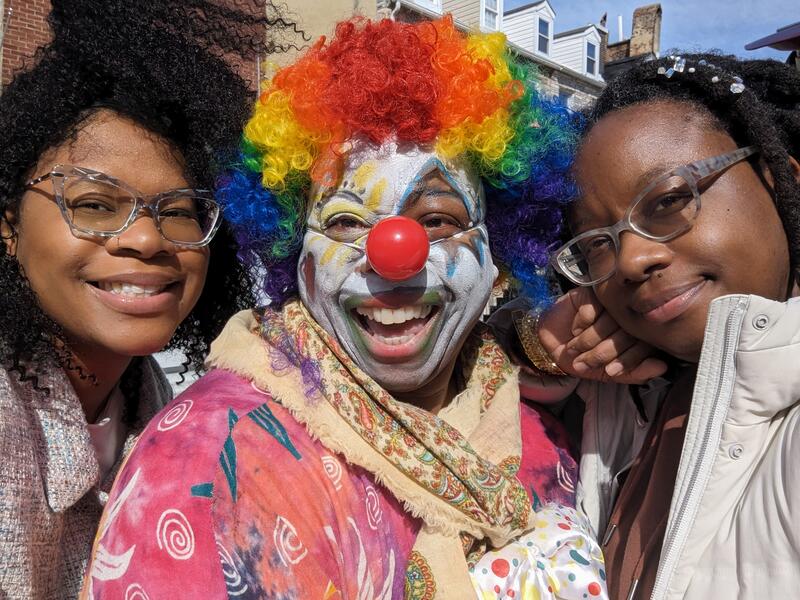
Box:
[483,0,499,30]
[586,41,597,75]
[538,18,550,54]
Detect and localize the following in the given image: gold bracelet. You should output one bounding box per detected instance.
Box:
[512,310,567,377]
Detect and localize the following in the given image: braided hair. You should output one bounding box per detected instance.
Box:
[587,53,800,276]
[0,0,299,417]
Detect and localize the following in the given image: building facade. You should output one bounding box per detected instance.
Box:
[1,0,50,89]
[604,4,662,80]
[2,0,662,104]
[0,0,273,90]
[385,0,605,109]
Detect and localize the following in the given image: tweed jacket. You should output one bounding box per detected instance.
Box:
[0,357,171,600]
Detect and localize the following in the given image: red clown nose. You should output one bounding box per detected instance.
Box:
[366,216,429,281]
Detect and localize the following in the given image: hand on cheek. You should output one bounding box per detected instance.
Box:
[539,288,668,384]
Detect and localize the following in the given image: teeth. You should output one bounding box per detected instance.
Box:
[99,281,167,298]
[355,304,433,325]
[372,332,414,346]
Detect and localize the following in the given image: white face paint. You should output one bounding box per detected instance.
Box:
[297,139,497,393]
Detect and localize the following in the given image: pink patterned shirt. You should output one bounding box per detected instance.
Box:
[84,369,577,598]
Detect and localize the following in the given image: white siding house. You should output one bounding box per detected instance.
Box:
[441,0,481,28]
[441,0,503,31]
[402,0,443,16]
[479,0,504,31]
[501,0,555,58]
[382,0,608,109]
[551,24,604,80]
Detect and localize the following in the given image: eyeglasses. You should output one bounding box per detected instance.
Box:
[25,165,222,247]
[552,146,759,286]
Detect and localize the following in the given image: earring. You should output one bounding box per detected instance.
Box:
[483,269,512,318]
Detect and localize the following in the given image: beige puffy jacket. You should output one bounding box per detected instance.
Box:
[573,294,800,600]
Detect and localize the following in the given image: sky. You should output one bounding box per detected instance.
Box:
[504,0,796,62]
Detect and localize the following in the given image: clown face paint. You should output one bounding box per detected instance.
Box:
[297,139,497,393]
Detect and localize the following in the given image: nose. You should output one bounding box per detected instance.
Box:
[614,231,672,284]
[108,213,174,258]
[365,216,429,281]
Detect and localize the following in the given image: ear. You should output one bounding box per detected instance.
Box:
[1,207,18,257]
[758,154,800,191]
[790,155,800,184]
[790,259,800,299]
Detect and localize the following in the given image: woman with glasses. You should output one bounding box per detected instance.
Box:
[0,0,295,596]
[510,54,800,599]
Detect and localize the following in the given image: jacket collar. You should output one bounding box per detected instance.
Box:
[717,294,800,424]
[33,357,170,512]
[31,368,100,513]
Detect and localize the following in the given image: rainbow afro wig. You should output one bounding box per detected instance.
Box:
[218,16,581,306]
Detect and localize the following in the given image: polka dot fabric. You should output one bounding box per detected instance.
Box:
[470,504,608,600]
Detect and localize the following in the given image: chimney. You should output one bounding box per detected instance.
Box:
[629,4,662,58]
[617,15,624,43]
[598,14,609,78]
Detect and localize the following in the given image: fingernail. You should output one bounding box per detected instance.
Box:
[571,327,584,337]
[572,361,589,374]
[565,346,580,357]
[606,362,624,376]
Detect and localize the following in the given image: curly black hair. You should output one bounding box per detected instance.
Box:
[585,53,800,278]
[0,0,299,409]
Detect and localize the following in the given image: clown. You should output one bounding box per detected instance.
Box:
[299,140,496,403]
[83,17,606,600]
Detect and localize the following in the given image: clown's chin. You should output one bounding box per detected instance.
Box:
[352,304,441,363]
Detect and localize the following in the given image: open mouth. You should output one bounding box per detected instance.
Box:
[354,304,438,346]
[86,278,181,315]
[349,300,442,361]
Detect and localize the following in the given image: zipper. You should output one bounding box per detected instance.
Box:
[650,297,748,600]
[627,579,640,600]
[602,522,617,547]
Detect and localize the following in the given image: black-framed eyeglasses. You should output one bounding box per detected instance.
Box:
[552,146,759,286]
[25,165,222,247]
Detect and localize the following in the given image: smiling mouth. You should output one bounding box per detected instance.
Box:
[87,281,175,299]
[637,279,708,324]
[354,304,438,346]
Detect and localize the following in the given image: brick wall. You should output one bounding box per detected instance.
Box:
[0,1,275,90]
[535,67,600,111]
[606,40,632,62]
[1,0,51,88]
[629,3,661,57]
